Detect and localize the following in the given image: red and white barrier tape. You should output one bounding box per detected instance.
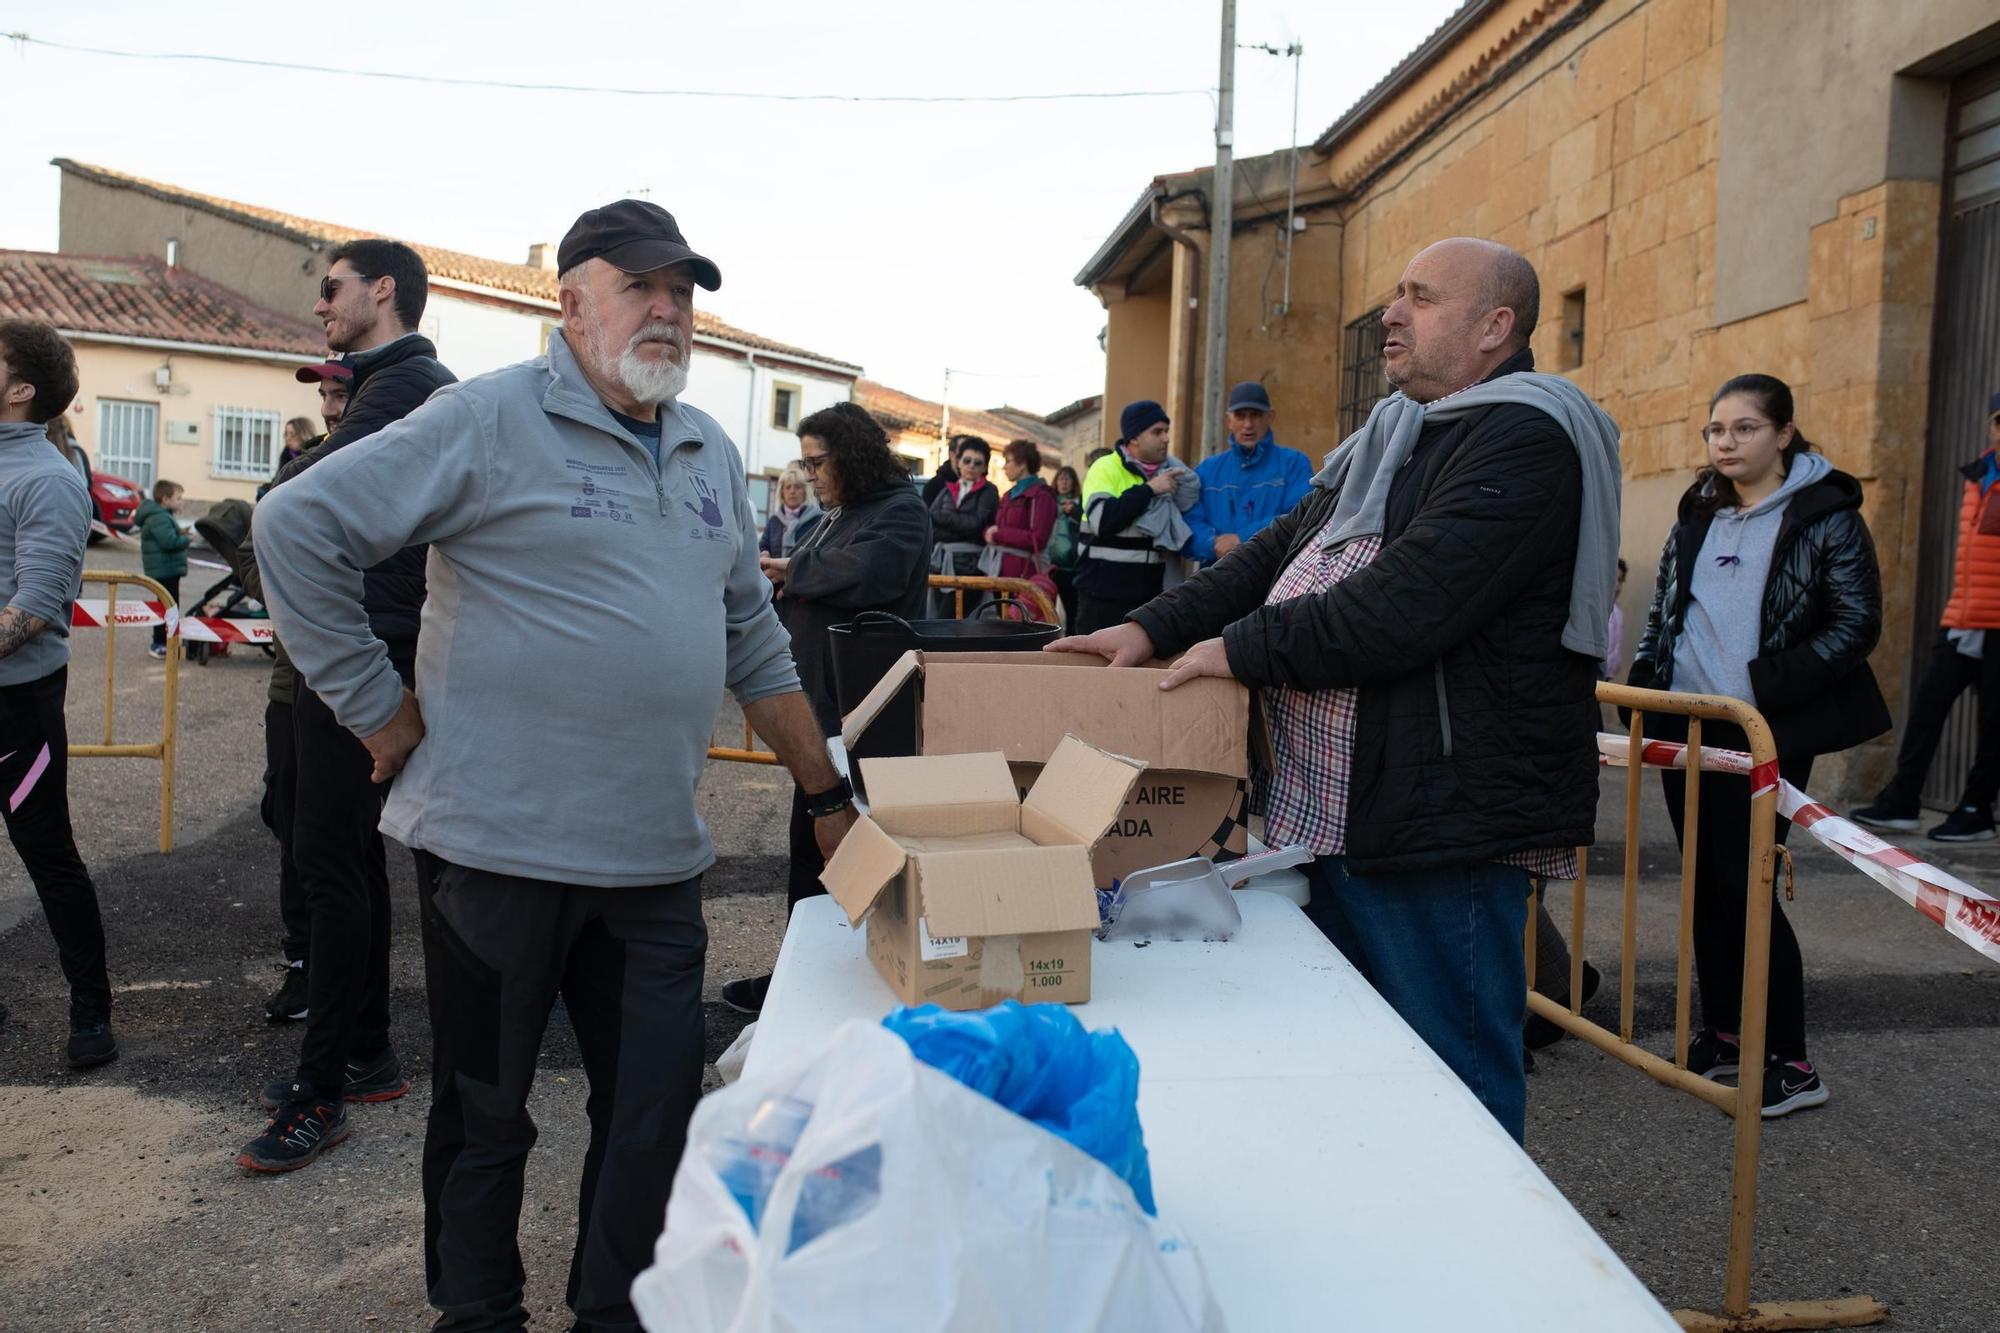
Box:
[1599,733,2000,964]
[71,598,276,646]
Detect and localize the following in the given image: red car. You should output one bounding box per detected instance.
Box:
[68,446,144,543]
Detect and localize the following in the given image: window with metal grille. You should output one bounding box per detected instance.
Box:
[213,406,281,480]
[96,399,158,489]
[1340,309,1389,435]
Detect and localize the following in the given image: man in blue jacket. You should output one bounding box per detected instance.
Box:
[1185,382,1314,565]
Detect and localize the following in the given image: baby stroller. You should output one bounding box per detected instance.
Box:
[188,500,276,666]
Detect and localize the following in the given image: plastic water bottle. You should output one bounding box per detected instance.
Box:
[705,1093,813,1231]
[787,1144,883,1254]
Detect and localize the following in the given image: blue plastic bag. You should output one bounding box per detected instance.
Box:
[882,1000,1155,1214]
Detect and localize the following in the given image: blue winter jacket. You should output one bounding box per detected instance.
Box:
[1184,432,1315,563]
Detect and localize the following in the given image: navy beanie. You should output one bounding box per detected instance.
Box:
[1119,399,1169,442]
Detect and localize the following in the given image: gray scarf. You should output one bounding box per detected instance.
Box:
[1311,371,1622,658]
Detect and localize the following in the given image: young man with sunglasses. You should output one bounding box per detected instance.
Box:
[230,238,455,1172]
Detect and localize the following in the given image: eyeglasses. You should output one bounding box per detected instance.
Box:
[799,454,829,473]
[959,457,988,470]
[318,273,375,303]
[1700,420,1775,447]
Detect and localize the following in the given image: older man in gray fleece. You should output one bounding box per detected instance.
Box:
[256,200,855,1333]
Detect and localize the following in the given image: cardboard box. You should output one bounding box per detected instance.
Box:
[841,651,1251,889]
[821,735,1144,1009]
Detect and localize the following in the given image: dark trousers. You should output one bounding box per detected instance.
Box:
[1659,729,1813,1061]
[787,780,824,913]
[1074,593,1141,637]
[1051,568,1079,627]
[0,667,109,1025]
[151,576,180,650]
[290,677,397,1095]
[414,852,708,1333]
[1877,633,2000,810]
[260,699,308,963]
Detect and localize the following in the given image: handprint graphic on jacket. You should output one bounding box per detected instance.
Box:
[683,472,726,528]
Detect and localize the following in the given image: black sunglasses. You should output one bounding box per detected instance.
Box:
[319,273,375,303]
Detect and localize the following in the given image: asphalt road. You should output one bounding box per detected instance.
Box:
[1,541,1994,1328]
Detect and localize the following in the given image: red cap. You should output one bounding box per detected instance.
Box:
[295,360,354,384]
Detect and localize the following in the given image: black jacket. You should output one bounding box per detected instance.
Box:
[1629,468,1890,760]
[1131,348,1599,873]
[780,484,933,735]
[243,334,454,646]
[928,480,998,575]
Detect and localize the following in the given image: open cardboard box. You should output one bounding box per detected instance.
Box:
[820,734,1144,1009]
[840,650,1251,889]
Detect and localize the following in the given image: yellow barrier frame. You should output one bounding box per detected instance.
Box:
[1531,684,1882,1330]
[69,571,179,852]
[706,573,1060,765]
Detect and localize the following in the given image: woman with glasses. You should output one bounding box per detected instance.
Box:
[727,403,930,1016]
[1627,373,1889,1117]
[927,434,997,616]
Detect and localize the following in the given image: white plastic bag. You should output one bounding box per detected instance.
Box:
[632,1021,1225,1333]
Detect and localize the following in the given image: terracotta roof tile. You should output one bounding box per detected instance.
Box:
[51,159,862,373]
[0,249,324,357]
[854,380,1060,448]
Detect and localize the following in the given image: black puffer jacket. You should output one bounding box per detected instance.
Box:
[239,334,454,650]
[1131,348,1600,873]
[778,484,933,736]
[1629,467,1890,759]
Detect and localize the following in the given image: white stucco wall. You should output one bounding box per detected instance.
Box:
[420,294,550,380]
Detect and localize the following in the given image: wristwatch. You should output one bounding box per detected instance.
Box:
[805,776,854,819]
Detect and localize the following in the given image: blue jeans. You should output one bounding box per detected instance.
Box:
[1303,856,1530,1142]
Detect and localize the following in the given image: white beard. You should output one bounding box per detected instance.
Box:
[584,314,688,405]
[618,341,689,404]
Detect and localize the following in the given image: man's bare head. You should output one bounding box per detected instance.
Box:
[1381,238,1541,403]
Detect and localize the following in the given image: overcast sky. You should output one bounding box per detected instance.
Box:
[1,0,1462,415]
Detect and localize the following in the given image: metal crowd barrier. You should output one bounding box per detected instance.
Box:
[705,573,1059,766]
[70,571,180,853]
[1528,683,1883,1330]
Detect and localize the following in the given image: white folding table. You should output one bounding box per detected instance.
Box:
[746,891,1678,1332]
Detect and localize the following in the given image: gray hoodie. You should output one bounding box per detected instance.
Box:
[0,422,91,687]
[255,332,801,887]
[1671,451,1832,703]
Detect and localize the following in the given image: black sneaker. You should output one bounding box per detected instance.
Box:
[1849,799,1920,833]
[1686,1027,1739,1080]
[1525,961,1602,1050]
[260,1048,409,1111]
[264,960,309,1022]
[1762,1057,1829,1118]
[237,1097,349,1173]
[1928,805,1996,842]
[721,974,771,1016]
[66,1022,119,1069]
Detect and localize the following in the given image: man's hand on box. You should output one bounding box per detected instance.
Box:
[1157,637,1235,691]
[1043,620,1154,667]
[814,806,858,862]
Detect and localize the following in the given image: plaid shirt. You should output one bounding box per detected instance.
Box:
[1261,531,1579,880]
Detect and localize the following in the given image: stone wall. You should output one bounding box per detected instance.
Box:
[1325,0,1955,797]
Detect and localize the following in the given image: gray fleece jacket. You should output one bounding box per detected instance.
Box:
[0,422,92,686]
[255,332,802,887]
[1672,451,1832,703]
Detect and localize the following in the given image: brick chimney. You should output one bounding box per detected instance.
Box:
[527,243,558,272]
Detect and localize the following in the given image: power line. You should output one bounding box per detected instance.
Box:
[4,31,1211,104]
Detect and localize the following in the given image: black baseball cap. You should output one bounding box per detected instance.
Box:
[557,200,721,290]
